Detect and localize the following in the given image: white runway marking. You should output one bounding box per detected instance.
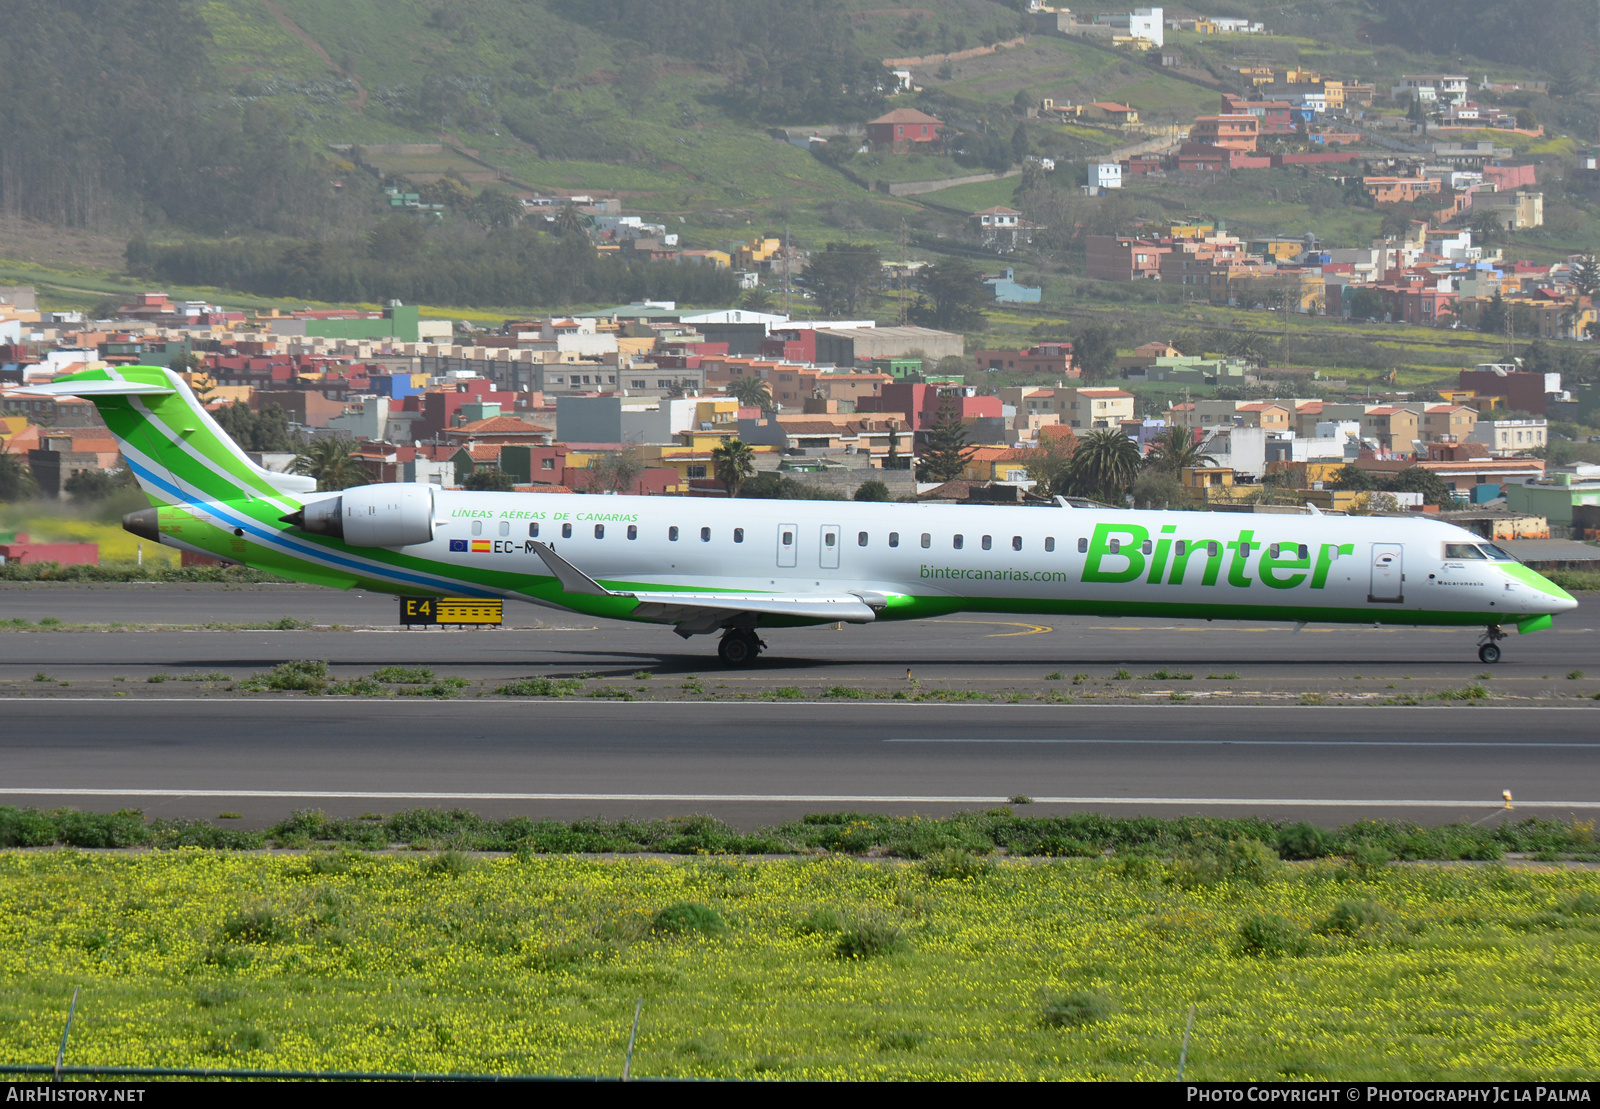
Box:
[886,738,1600,747]
[0,788,1595,808]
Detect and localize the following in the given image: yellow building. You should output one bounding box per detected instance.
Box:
[959,446,1036,483]
[735,238,783,271]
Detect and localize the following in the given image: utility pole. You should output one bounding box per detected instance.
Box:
[782,223,792,320]
[897,219,911,326]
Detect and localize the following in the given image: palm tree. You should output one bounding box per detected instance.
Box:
[292,438,366,492]
[726,376,774,412]
[1064,429,1141,504]
[1143,426,1215,475]
[712,439,756,497]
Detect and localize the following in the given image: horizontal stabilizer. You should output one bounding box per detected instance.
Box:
[12,378,174,396]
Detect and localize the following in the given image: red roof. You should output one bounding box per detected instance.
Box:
[869,109,943,126]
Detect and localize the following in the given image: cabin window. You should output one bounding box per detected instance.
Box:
[1206,541,1220,557]
[627,525,637,540]
[858,531,868,547]
[953,534,964,550]
[1044,537,1055,553]
[701,526,711,542]
[1141,540,1153,555]
[669,526,679,541]
[824,532,836,548]
[981,535,992,551]
[1175,540,1186,556]
[594,524,605,539]
[1077,537,1088,554]
[1445,543,1487,560]
[921,533,931,549]
[562,523,573,539]
[888,532,899,548]
[471,520,483,536]
[1109,539,1121,554]
[782,530,793,545]
[734,528,745,543]
[1012,536,1022,551]
[528,523,539,538]
[498,520,510,537]
[1239,541,1252,556]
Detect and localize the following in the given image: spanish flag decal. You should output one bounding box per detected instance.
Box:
[471,540,492,552]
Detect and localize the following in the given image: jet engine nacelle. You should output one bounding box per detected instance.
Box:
[283,483,435,548]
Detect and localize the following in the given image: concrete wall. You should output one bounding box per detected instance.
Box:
[556,395,623,443]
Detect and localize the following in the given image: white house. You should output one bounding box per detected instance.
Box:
[1128,7,1163,46]
[1089,162,1123,190]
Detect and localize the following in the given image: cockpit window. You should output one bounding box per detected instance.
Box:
[1479,544,1517,562]
[1444,543,1488,560]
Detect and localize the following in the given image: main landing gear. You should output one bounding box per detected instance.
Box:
[717,627,766,667]
[1477,624,1507,664]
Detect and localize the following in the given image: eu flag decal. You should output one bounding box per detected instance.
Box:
[449,539,468,552]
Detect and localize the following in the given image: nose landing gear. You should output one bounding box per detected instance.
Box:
[717,627,766,667]
[1477,624,1507,664]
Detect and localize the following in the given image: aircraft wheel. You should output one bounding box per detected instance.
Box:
[717,631,758,667]
[1478,642,1501,665]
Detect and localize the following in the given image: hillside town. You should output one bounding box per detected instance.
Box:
[3,272,1597,569]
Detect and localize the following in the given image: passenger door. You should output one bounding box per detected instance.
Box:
[819,524,840,570]
[1369,543,1403,603]
[777,523,797,568]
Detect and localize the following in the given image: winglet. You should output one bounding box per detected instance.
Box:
[528,541,620,597]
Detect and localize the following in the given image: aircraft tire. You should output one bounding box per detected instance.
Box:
[1478,643,1501,664]
[718,632,757,667]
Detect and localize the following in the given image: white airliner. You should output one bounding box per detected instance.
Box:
[25,366,1579,666]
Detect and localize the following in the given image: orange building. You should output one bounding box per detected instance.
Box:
[1189,114,1259,152]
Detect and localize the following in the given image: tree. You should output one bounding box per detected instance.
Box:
[553,202,588,237]
[739,285,774,312]
[726,376,774,412]
[462,468,516,491]
[915,399,975,483]
[472,189,524,230]
[1514,107,1537,131]
[1021,430,1077,497]
[63,468,118,500]
[292,438,365,491]
[910,257,988,332]
[584,447,644,494]
[712,438,756,498]
[1478,291,1508,335]
[166,349,203,375]
[0,452,38,502]
[1349,286,1384,321]
[854,479,890,501]
[1571,255,1600,297]
[806,242,881,316]
[1071,324,1118,380]
[419,175,474,210]
[1010,122,1030,163]
[1143,426,1214,475]
[213,402,303,453]
[1468,209,1503,244]
[367,218,426,264]
[1062,428,1140,504]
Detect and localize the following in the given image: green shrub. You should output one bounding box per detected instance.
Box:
[1317,900,1397,936]
[327,677,389,697]
[402,678,469,699]
[1276,821,1333,860]
[1172,837,1281,888]
[823,685,866,698]
[834,915,907,959]
[1235,913,1308,958]
[651,902,726,937]
[244,660,329,693]
[0,807,64,847]
[799,907,846,935]
[920,847,995,881]
[770,687,804,699]
[220,907,289,944]
[422,850,477,877]
[1041,991,1114,1028]
[495,676,582,697]
[369,666,434,684]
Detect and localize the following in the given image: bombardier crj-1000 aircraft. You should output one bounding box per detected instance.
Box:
[25,366,1578,667]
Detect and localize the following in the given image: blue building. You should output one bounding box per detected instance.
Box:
[983,268,1042,305]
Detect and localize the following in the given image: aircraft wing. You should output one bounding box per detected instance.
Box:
[528,541,878,635]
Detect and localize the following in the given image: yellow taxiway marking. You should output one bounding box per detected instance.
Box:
[935,619,1053,637]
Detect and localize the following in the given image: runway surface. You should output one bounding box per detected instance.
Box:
[1,583,1597,681]
[2,584,1595,828]
[1,699,1595,828]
